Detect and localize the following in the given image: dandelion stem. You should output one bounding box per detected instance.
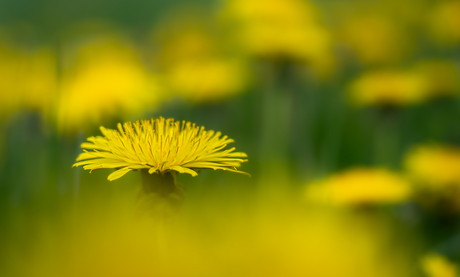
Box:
[139,170,185,219]
[141,171,176,195]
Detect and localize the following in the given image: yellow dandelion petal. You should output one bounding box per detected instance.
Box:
[107,168,133,181]
[169,165,199,177]
[74,117,249,180]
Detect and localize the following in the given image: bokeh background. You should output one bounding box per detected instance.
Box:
[1,0,460,276]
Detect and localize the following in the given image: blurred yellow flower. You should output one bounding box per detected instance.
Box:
[153,17,248,103]
[0,42,25,119]
[413,60,460,99]
[74,117,248,181]
[404,145,460,189]
[338,14,411,65]
[165,58,247,103]
[429,0,460,46]
[422,254,457,277]
[0,37,57,120]
[348,70,427,107]
[57,30,158,133]
[404,145,460,213]
[21,48,57,115]
[306,168,411,206]
[222,0,335,75]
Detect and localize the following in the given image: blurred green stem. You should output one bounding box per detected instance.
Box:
[138,171,184,220]
[374,109,400,168]
[318,88,346,177]
[258,61,292,186]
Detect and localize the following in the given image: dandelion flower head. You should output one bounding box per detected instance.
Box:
[222,0,335,74]
[153,17,248,103]
[348,70,427,107]
[339,13,411,65]
[306,168,411,206]
[57,30,158,133]
[413,60,460,99]
[0,36,56,120]
[74,117,249,181]
[429,0,460,46]
[404,145,460,188]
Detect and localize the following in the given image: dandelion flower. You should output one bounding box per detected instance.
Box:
[0,38,56,120]
[404,145,460,188]
[73,117,249,181]
[404,145,460,213]
[221,0,335,75]
[153,17,248,103]
[347,70,427,107]
[413,60,460,99]
[57,29,158,133]
[306,168,411,206]
[429,1,460,46]
[339,14,411,65]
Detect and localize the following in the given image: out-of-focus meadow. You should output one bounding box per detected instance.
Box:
[1,0,460,276]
